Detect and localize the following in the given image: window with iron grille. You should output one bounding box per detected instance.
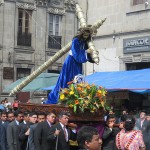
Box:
[48,14,62,49]
[132,0,147,5]
[16,68,31,80]
[17,9,32,46]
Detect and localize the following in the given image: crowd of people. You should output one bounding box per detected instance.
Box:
[0,110,99,150]
[103,109,150,150]
[1,9,150,150]
[0,98,19,112]
[0,107,150,150]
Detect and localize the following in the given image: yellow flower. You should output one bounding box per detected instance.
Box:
[97,90,102,94]
[85,100,89,104]
[69,104,73,108]
[60,94,65,100]
[90,110,94,113]
[101,101,105,107]
[102,91,106,96]
[69,91,74,95]
[78,83,83,87]
[93,107,96,110]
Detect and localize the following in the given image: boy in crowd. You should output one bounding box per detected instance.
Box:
[102,114,120,150]
[77,126,102,150]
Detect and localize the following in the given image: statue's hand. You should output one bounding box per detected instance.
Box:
[87,48,93,54]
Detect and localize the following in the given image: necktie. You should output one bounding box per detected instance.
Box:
[63,126,67,141]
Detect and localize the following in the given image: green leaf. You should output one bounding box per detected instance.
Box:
[74,105,77,113]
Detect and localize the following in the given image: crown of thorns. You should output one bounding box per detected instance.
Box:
[78,25,93,34]
[77,25,98,36]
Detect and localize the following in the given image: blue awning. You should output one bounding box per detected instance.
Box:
[85,69,150,93]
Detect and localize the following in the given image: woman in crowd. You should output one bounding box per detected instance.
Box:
[116,116,145,150]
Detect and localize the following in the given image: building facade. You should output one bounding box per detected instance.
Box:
[79,0,150,74]
[78,0,150,110]
[0,0,78,102]
[1,0,150,107]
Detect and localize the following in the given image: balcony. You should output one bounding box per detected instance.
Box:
[48,35,61,49]
[17,32,31,47]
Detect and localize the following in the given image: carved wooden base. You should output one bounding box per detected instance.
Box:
[19,103,104,122]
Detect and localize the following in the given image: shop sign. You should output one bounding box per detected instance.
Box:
[123,36,150,53]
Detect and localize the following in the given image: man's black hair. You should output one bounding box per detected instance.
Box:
[77,126,99,149]
[29,112,37,117]
[120,114,127,122]
[1,111,7,115]
[140,110,147,114]
[58,111,70,119]
[7,111,14,116]
[106,114,115,122]
[14,110,23,117]
[23,111,30,117]
[46,111,56,116]
[36,111,46,116]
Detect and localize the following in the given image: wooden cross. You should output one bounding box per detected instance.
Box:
[9,2,106,95]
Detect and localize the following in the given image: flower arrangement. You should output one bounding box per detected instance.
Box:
[59,82,107,113]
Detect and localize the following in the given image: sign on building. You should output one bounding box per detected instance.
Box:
[123,36,150,54]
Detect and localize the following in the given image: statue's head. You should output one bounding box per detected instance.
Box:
[75,25,93,41]
[78,25,93,35]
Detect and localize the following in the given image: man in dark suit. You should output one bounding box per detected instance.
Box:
[19,112,30,150]
[2,111,15,150]
[102,114,120,150]
[26,112,38,150]
[0,121,6,150]
[27,112,46,150]
[7,110,24,150]
[47,111,77,150]
[135,110,150,150]
[34,112,56,150]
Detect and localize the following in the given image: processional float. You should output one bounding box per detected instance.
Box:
[9,2,106,96]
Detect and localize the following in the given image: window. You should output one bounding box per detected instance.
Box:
[17,9,32,46]
[133,0,147,5]
[127,0,148,13]
[126,62,150,70]
[48,14,62,49]
[16,68,31,80]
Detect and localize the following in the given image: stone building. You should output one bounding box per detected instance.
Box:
[1,0,150,107]
[0,0,78,102]
[78,0,150,74]
[78,0,150,110]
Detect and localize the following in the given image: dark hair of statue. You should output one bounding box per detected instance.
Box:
[73,30,92,42]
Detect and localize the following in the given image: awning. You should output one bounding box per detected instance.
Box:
[3,73,59,92]
[85,69,150,93]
